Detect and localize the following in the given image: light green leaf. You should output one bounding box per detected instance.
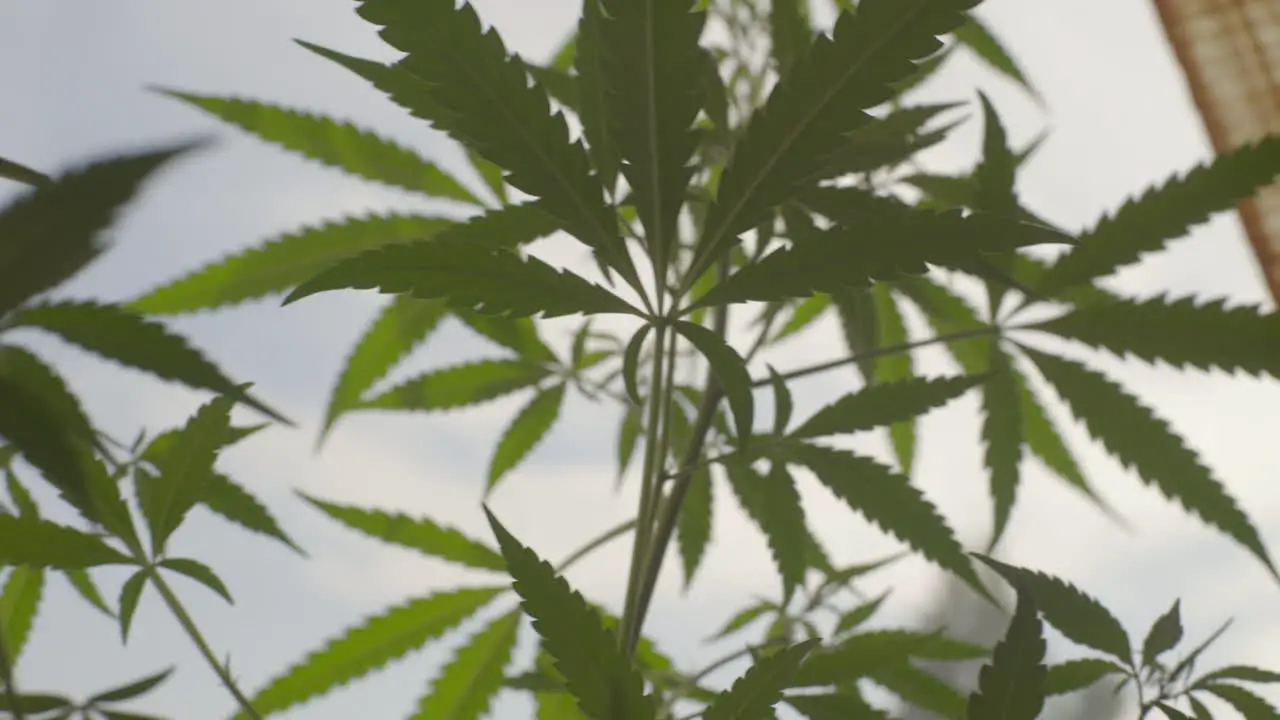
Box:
[235,587,503,719]
[724,461,809,603]
[361,359,551,413]
[1035,134,1280,297]
[0,155,49,186]
[789,443,982,595]
[953,14,1038,99]
[298,493,505,571]
[1042,658,1127,696]
[1032,295,1280,379]
[974,555,1131,662]
[688,0,977,281]
[411,610,520,720]
[1141,599,1183,667]
[157,557,233,604]
[355,0,638,287]
[1024,348,1276,579]
[0,565,44,663]
[467,149,507,203]
[488,384,566,493]
[617,403,643,483]
[201,471,303,554]
[871,285,916,473]
[455,308,558,364]
[966,589,1047,720]
[135,396,234,554]
[0,141,198,316]
[794,629,987,687]
[691,197,1070,309]
[322,296,449,439]
[130,213,455,314]
[770,294,830,345]
[674,321,754,443]
[786,690,889,719]
[63,568,115,618]
[793,374,981,439]
[285,237,639,318]
[596,0,705,272]
[0,515,131,568]
[10,301,285,423]
[527,64,581,115]
[980,343,1022,549]
[676,462,713,588]
[159,91,481,205]
[703,639,819,720]
[483,508,655,720]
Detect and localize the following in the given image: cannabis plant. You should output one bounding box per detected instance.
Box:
[5,0,1280,717]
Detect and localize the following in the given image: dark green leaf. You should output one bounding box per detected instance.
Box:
[159,92,481,205]
[1032,295,1280,380]
[11,301,285,423]
[0,155,49,186]
[574,0,616,191]
[299,493,505,571]
[980,343,1021,549]
[411,610,520,720]
[691,200,1069,309]
[811,104,961,182]
[488,384,566,493]
[130,213,455,314]
[794,629,986,687]
[63,568,115,618]
[1043,658,1126,696]
[235,587,502,718]
[1024,348,1276,579]
[362,358,550,413]
[621,325,652,406]
[966,589,1047,720]
[596,0,706,273]
[483,508,655,720]
[0,141,199,316]
[117,569,148,642]
[322,296,448,439]
[831,288,879,381]
[674,321,754,443]
[1035,134,1280,297]
[1156,703,1194,720]
[0,565,44,663]
[1203,684,1280,719]
[285,237,638,318]
[158,557,233,604]
[708,601,776,642]
[768,366,794,435]
[770,0,812,77]
[953,14,1037,98]
[0,373,92,515]
[86,668,174,704]
[355,0,638,286]
[617,403,643,483]
[790,444,982,595]
[834,592,890,636]
[468,149,508,203]
[1141,600,1183,667]
[688,0,978,280]
[872,662,967,720]
[0,515,130,568]
[135,396,234,554]
[1196,666,1280,686]
[786,690,889,719]
[677,463,713,588]
[0,693,72,714]
[974,555,1131,662]
[703,639,819,719]
[793,374,981,439]
[724,461,809,602]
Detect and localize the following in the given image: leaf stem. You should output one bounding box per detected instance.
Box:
[148,571,262,720]
[556,518,636,573]
[757,325,998,387]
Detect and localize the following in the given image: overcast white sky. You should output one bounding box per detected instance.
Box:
[3,1,1280,718]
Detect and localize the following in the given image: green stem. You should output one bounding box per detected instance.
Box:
[149,571,262,720]
[0,624,26,720]
[556,518,636,573]
[620,321,671,656]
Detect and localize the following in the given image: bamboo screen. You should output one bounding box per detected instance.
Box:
[1151,0,1280,303]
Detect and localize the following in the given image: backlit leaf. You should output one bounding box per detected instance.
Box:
[361,359,550,413]
[157,557,233,604]
[0,515,131,568]
[10,301,284,423]
[411,610,520,720]
[199,472,302,554]
[703,639,819,720]
[235,587,502,718]
[980,343,1022,549]
[299,493,505,571]
[793,374,981,439]
[676,462,713,588]
[574,0,617,190]
[1141,600,1184,667]
[0,565,44,663]
[1043,658,1126,696]
[675,321,754,443]
[724,461,809,602]
[953,14,1037,98]
[160,92,481,205]
[488,384,566,493]
[1024,348,1275,579]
